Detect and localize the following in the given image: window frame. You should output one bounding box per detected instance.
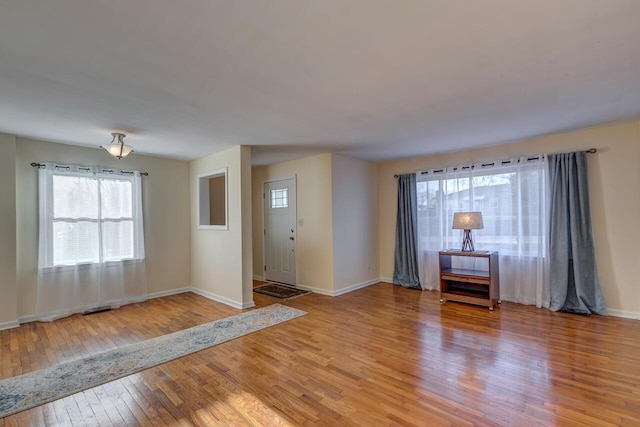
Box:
[197,167,228,230]
[39,165,145,270]
[416,157,547,258]
[270,188,289,209]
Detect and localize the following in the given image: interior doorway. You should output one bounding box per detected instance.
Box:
[263,177,297,286]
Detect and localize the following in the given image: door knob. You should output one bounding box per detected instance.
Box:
[289,237,295,240]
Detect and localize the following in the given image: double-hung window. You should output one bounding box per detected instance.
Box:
[38,164,145,269]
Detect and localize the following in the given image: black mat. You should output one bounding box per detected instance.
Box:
[253,283,311,300]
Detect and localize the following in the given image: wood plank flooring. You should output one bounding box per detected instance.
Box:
[1,282,640,426]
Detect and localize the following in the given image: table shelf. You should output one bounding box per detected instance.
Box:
[439,250,500,310]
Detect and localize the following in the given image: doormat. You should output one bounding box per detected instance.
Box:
[0,304,307,419]
[254,283,311,300]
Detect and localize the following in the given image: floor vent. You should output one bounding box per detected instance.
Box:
[83,306,112,316]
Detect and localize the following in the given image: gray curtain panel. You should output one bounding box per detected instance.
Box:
[548,152,607,315]
[393,174,421,289]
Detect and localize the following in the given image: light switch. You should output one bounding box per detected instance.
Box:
[298,218,304,226]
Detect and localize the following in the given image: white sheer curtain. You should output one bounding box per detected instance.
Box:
[416,156,550,307]
[35,163,146,321]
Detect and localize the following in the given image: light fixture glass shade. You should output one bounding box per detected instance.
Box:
[452,212,484,230]
[101,133,133,159]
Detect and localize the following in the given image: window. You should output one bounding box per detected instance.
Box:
[270,188,288,208]
[415,157,549,306]
[417,159,547,257]
[39,165,145,268]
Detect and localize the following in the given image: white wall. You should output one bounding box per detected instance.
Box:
[14,137,192,319]
[0,134,17,328]
[378,120,640,317]
[331,154,379,293]
[252,153,334,292]
[190,145,253,308]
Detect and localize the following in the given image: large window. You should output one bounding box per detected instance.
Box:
[415,156,549,306]
[417,159,547,257]
[39,165,145,268]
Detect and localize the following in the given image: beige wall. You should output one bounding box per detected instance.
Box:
[331,154,379,291]
[252,153,334,292]
[0,134,17,326]
[15,137,191,318]
[190,145,253,308]
[378,120,640,315]
[240,146,254,304]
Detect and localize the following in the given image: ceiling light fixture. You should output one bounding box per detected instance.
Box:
[101,132,133,159]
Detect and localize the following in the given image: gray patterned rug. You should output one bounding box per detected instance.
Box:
[0,304,306,418]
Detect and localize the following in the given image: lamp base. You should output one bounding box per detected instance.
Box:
[461,229,475,252]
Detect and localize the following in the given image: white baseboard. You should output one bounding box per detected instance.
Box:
[380,276,394,284]
[294,283,333,296]
[152,286,255,309]
[253,275,264,282]
[16,286,253,325]
[297,278,381,297]
[334,278,380,297]
[18,295,149,324]
[242,300,256,309]
[190,287,254,310]
[147,287,192,300]
[0,319,19,331]
[607,309,640,320]
[16,314,39,324]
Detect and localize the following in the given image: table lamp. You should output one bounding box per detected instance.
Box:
[452,212,484,252]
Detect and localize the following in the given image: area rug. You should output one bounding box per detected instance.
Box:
[254,283,311,300]
[0,304,306,418]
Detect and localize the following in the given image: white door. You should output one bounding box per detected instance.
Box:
[264,177,296,285]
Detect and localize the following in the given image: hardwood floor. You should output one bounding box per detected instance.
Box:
[1,282,639,426]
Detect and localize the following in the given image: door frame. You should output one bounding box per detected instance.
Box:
[261,175,297,284]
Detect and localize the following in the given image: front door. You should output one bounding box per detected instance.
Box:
[264,177,296,285]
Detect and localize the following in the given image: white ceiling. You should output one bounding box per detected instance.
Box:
[1,1,639,165]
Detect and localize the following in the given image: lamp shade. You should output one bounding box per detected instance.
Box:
[452,212,484,230]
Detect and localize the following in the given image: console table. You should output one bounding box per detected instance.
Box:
[439,250,500,310]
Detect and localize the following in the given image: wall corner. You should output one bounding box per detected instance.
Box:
[0,133,18,324]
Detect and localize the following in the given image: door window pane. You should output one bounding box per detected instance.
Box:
[270,188,288,208]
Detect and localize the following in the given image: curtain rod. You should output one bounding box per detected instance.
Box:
[30,162,149,176]
[393,148,597,178]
